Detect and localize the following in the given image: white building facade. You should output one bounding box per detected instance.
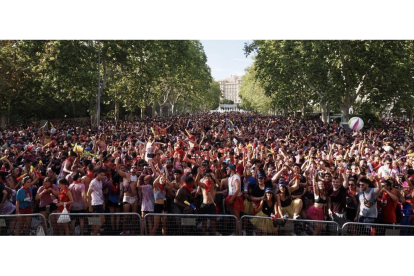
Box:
[218,75,242,104]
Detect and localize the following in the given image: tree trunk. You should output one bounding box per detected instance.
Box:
[171,104,175,115]
[301,104,306,118]
[151,103,155,118]
[115,101,120,122]
[341,94,352,122]
[90,97,97,128]
[320,101,328,123]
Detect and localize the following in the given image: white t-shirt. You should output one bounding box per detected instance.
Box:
[378,166,398,178]
[88,178,104,206]
[228,174,242,197]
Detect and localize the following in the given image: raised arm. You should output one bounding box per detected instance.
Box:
[115,157,128,179]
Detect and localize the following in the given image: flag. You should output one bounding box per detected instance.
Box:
[267,119,271,127]
[186,119,191,128]
[40,121,48,129]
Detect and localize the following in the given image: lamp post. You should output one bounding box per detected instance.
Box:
[97,41,101,128]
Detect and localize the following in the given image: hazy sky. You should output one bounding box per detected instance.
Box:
[200,40,254,81]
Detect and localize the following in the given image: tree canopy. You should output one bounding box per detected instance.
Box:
[0,40,216,126]
[244,40,414,122]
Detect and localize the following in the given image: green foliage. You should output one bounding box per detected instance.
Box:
[0,40,215,124]
[245,40,414,122]
[220,99,234,104]
[239,65,273,113]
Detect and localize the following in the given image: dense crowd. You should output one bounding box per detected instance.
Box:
[1,112,414,235]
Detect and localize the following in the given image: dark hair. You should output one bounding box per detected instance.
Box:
[96,168,105,174]
[185,175,195,184]
[58,178,69,186]
[173,169,182,175]
[73,172,82,182]
[358,177,372,187]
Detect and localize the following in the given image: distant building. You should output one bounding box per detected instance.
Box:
[218,75,242,104]
[210,104,246,113]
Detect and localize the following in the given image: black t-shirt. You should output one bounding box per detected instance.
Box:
[262,200,274,216]
[250,184,266,198]
[328,186,347,213]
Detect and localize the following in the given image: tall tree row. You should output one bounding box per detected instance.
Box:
[244,40,414,122]
[0,40,216,126]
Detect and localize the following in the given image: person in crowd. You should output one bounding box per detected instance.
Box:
[306,173,328,235]
[87,169,106,235]
[378,179,398,224]
[1,112,414,237]
[355,177,381,224]
[250,187,278,235]
[69,173,87,235]
[327,173,349,227]
[15,176,34,235]
[225,164,244,220]
[276,177,302,220]
[56,178,74,236]
[150,172,170,235]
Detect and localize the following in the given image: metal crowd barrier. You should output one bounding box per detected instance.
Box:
[342,222,414,236]
[144,213,238,236]
[240,215,340,236]
[2,212,414,236]
[0,214,47,236]
[48,213,142,236]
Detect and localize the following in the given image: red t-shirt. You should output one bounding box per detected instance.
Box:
[58,187,71,213]
[381,191,398,223]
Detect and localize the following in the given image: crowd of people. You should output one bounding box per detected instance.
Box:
[1,112,414,235]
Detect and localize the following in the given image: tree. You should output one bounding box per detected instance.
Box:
[245,40,414,122]
[239,65,274,114]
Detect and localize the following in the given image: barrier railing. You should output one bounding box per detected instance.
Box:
[48,213,142,236]
[342,222,414,236]
[144,213,238,236]
[240,215,340,236]
[2,212,413,236]
[0,214,47,236]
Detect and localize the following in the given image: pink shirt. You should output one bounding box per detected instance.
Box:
[69,182,86,211]
[37,185,59,207]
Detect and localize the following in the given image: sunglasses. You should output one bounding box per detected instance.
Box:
[349,184,356,186]
[359,184,365,187]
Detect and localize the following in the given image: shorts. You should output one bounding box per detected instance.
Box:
[70,209,85,213]
[92,205,105,213]
[38,204,58,213]
[19,207,32,214]
[199,203,216,215]
[346,208,357,221]
[332,212,347,227]
[358,216,377,224]
[281,198,302,218]
[147,153,156,159]
[123,195,138,205]
[306,205,324,221]
[225,196,244,212]
[108,200,121,207]
[70,209,85,220]
[154,203,168,214]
